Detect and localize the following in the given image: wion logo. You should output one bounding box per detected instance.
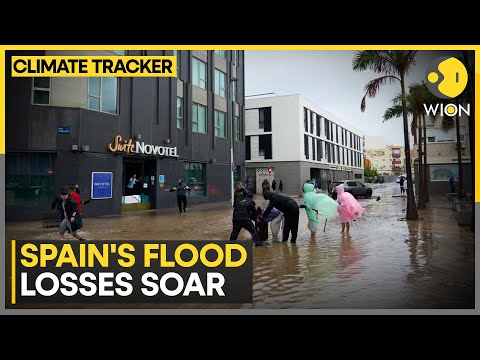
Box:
[424,56,470,117]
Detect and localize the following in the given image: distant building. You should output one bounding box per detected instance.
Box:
[364,145,405,175]
[414,111,472,194]
[245,94,364,196]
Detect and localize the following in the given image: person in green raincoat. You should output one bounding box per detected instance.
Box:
[302,183,338,240]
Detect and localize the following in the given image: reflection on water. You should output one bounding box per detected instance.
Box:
[5,183,475,309]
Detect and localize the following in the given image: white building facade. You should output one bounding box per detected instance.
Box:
[245,94,364,196]
[414,111,472,194]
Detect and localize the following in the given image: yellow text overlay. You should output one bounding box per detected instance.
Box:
[11,56,176,77]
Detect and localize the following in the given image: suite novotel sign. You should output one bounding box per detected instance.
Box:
[107,135,179,157]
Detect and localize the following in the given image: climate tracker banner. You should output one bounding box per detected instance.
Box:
[9,240,252,306]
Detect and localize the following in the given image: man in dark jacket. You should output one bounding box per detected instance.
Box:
[261,190,299,243]
[233,181,252,207]
[58,185,84,240]
[230,196,263,246]
[165,178,191,213]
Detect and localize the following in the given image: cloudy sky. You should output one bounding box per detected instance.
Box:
[244,50,464,147]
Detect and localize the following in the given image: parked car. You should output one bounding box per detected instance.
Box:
[330,180,373,200]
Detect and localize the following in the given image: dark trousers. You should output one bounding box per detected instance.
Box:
[282,206,299,243]
[230,219,261,245]
[177,195,187,212]
[56,207,62,223]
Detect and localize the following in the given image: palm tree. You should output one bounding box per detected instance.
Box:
[353,51,418,220]
[410,82,436,205]
[383,83,428,209]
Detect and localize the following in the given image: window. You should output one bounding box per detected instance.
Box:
[6,153,56,206]
[32,77,51,105]
[232,50,238,65]
[304,135,309,160]
[427,136,436,142]
[304,108,308,132]
[259,107,271,132]
[234,115,240,141]
[184,162,206,196]
[176,97,183,129]
[173,50,181,77]
[192,102,207,133]
[233,165,241,185]
[214,50,226,57]
[112,50,125,55]
[231,79,237,101]
[192,57,207,89]
[258,134,272,159]
[214,69,226,97]
[312,137,316,160]
[88,77,118,114]
[310,112,315,135]
[214,110,226,137]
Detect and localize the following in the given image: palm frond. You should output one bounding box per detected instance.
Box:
[364,75,399,98]
[391,93,403,106]
[353,51,394,74]
[441,116,455,132]
[360,93,367,112]
[383,104,403,122]
[352,51,380,71]
[387,50,418,76]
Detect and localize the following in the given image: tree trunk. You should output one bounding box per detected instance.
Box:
[401,74,418,220]
[417,113,425,209]
[462,50,474,232]
[422,114,429,203]
[455,98,464,198]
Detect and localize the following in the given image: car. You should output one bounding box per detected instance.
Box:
[395,174,407,183]
[330,180,373,200]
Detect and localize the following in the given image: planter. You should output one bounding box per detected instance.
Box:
[452,198,471,211]
[455,202,472,226]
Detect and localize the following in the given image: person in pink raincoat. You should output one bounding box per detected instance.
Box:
[335,183,364,233]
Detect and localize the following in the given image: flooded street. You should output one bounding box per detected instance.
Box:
[5,182,475,310]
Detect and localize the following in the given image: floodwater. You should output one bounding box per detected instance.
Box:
[5,182,475,310]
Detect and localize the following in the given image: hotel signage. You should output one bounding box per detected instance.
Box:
[107,135,179,157]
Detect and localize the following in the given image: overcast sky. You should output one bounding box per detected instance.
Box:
[244,50,464,147]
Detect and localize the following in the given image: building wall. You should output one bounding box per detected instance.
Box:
[245,94,364,195]
[246,95,301,161]
[423,111,470,164]
[6,49,246,221]
[247,161,301,196]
